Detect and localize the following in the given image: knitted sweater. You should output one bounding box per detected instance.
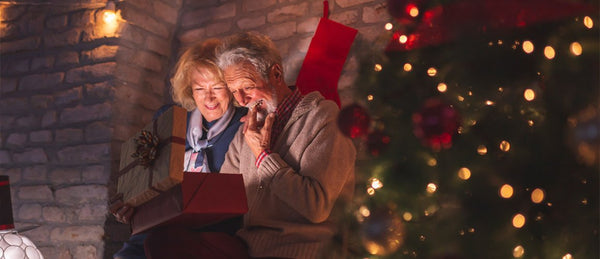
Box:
[220,91,356,259]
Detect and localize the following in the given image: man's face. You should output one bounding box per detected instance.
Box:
[224,62,277,120]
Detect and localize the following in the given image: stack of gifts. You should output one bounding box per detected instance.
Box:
[116,106,247,234]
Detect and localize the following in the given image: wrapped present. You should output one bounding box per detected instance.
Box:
[131,172,248,235]
[117,106,187,207]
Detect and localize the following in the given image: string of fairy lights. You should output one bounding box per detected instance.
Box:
[355,3,596,258]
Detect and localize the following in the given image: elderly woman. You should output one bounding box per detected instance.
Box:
[111,38,247,259]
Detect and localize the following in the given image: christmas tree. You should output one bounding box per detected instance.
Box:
[335,0,599,258]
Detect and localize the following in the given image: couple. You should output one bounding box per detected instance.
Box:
[112,32,356,259]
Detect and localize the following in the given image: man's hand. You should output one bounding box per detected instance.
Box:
[243,106,275,158]
[109,193,134,224]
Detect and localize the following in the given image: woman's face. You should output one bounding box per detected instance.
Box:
[190,67,231,122]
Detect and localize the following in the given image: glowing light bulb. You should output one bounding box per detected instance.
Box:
[399,34,408,44]
[531,188,544,203]
[570,42,582,56]
[500,184,514,198]
[477,145,487,155]
[408,5,419,17]
[403,63,412,71]
[499,140,511,152]
[528,120,534,126]
[485,100,494,106]
[522,41,534,54]
[544,46,556,59]
[524,89,535,101]
[513,245,525,258]
[437,83,447,92]
[584,16,593,29]
[562,253,573,259]
[374,64,382,71]
[427,67,437,77]
[458,167,471,180]
[426,183,437,193]
[512,213,525,228]
[370,178,383,189]
[367,95,374,101]
[403,212,413,221]
[384,23,393,31]
[359,206,371,217]
[103,10,117,24]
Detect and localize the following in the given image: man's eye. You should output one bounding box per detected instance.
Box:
[244,86,255,91]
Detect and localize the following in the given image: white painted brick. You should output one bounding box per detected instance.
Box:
[237,16,266,30]
[261,21,296,40]
[55,185,107,204]
[56,144,110,164]
[50,226,104,242]
[267,3,308,23]
[82,165,108,183]
[22,165,47,181]
[335,0,373,8]
[31,95,54,110]
[41,111,57,128]
[243,0,276,12]
[77,204,108,221]
[206,21,233,37]
[13,149,48,164]
[362,4,389,23]
[17,185,53,201]
[74,245,98,259]
[59,103,111,124]
[55,128,84,143]
[330,10,359,25]
[7,133,27,146]
[297,17,320,34]
[18,203,42,220]
[50,168,82,185]
[29,130,52,143]
[65,62,116,84]
[42,206,67,223]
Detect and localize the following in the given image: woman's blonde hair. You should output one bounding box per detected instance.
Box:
[171,38,226,111]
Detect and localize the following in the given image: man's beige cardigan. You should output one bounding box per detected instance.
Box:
[221,91,357,259]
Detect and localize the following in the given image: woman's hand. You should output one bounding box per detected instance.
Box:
[243,107,275,158]
[109,193,134,224]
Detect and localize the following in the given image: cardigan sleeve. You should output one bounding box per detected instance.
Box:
[258,101,356,223]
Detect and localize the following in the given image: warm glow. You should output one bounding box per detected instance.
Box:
[437,83,447,92]
[367,187,375,195]
[499,140,511,152]
[403,63,412,71]
[570,42,582,56]
[522,41,534,54]
[370,178,383,189]
[524,89,535,101]
[399,34,408,44]
[103,10,117,24]
[531,188,545,203]
[500,184,514,198]
[528,120,534,126]
[384,23,393,31]
[427,158,437,166]
[513,245,525,258]
[477,145,487,155]
[544,46,556,59]
[367,95,374,101]
[562,253,573,259]
[403,212,413,221]
[359,206,371,217]
[512,213,526,228]
[458,167,471,180]
[457,95,464,102]
[374,64,383,71]
[408,6,419,17]
[584,16,593,29]
[426,183,437,193]
[485,100,494,106]
[427,67,437,77]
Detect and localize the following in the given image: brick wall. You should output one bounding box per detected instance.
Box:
[0,0,389,258]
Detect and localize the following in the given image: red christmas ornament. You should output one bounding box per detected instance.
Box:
[412,98,460,150]
[338,104,371,139]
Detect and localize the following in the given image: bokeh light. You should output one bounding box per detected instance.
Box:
[426,183,437,193]
[531,188,545,203]
[385,23,393,31]
[512,213,526,228]
[437,83,447,92]
[477,145,488,155]
[499,140,511,152]
[522,41,534,53]
[570,42,582,56]
[584,16,593,29]
[399,35,408,44]
[544,46,556,59]
[403,63,412,71]
[427,67,437,77]
[513,245,525,258]
[458,167,471,180]
[374,64,382,71]
[500,184,514,198]
[524,89,535,101]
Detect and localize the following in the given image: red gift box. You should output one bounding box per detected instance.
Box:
[130,172,248,235]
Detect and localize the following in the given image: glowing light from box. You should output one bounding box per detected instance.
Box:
[513,245,525,258]
[458,167,471,180]
[522,41,534,54]
[524,89,535,101]
[544,46,556,59]
[531,188,545,203]
[584,16,593,29]
[437,83,447,92]
[512,213,525,228]
[500,184,513,198]
[570,42,582,56]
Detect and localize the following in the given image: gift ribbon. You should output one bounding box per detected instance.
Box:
[117,114,186,195]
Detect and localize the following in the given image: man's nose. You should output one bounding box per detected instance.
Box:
[235,90,251,106]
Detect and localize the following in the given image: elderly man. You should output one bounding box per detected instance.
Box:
[216,32,356,259]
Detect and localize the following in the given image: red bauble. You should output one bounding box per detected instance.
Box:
[412,98,460,149]
[338,103,371,139]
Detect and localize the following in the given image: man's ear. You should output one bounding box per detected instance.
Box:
[269,64,283,83]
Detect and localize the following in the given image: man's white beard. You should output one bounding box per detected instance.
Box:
[247,98,277,123]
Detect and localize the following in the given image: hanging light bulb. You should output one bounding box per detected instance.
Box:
[103,1,117,24]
